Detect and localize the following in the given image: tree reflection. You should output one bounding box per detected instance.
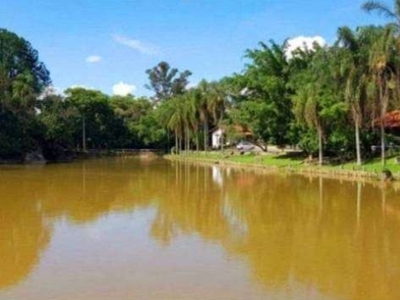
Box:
[2,160,400,300]
[39,159,165,223]
[149,164,400,300]
[150,162,231,245]
[0,159,166,290]
[0,174,51,289]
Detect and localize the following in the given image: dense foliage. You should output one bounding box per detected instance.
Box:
[3,0,400,165]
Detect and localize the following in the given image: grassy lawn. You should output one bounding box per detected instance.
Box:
[167,150,400,176]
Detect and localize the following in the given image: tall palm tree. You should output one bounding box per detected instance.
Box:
[159,97,185,154]
[362,2,400,166]
[292,45,347,166]
[362,0,400,28]
[207,82,226,126]
[368,25,396,166]
[363,0,400,101]
[338,26,374,166]
[194,80,228,152]
[293,80,324,165]
[185,89,202,153]
[181,93,197,152]
[197,80,212,151]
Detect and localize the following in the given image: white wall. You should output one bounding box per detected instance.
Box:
[212,129,223,148]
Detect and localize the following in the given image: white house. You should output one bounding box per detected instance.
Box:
[211,125,253,149]
[211,128,224,149]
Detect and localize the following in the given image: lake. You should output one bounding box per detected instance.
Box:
[0,158,399,300]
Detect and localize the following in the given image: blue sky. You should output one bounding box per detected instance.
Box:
[0,0,384,96]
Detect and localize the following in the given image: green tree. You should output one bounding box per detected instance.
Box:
[0,29,50,91]
[292,46,347,164]
[337,26,380,165]
[192,80,228,151]
[65,87,127,150]
[38,93,78,158]
[368,25,397,166]
[362,1,400,166]
[362,0,400,28]
[145,61,192,102]
[111,95,167,148]
[0,29,51,159]
[158,97,184,153]
[232,41,294,148]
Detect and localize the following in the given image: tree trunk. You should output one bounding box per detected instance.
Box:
[167,130,170,153]
[203,118,209,152]
[183,127,186,153]
[185,127,190,153]
[317,126,323,166]
[175,130,178,154]
[379,81,386,167]
[193,124,200,154]
[380,120,385,167]
[82,115,86,152]
[196,126,200,154]
[355,119,361,166]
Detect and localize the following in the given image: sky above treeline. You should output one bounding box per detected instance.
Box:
[0,0,384,96]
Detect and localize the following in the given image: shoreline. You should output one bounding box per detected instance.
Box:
[0,149,163,165]
[164,153,396,183]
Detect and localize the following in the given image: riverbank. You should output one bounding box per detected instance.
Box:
[165,152,400,181]
[0,149,163,165]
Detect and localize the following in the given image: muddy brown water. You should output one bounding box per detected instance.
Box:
[0,158,399,300]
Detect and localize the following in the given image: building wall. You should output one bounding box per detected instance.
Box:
[212,129,223,148]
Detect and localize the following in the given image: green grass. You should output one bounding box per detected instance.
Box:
[330,156,400,173]
[167,151,400,177]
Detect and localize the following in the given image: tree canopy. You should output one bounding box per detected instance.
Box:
[145,61,192,102]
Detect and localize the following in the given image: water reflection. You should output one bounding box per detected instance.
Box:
[0,174,51,290]
[0,159,400,299]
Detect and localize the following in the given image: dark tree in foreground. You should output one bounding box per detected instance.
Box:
[0,28,51,159]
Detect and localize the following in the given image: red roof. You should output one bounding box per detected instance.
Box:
[374,110,400,129]
[212,124,252,136]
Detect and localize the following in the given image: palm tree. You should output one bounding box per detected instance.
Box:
[197,80,212,151]
[181,93,197,153]
[292,47,327,166]
[368,25,396,166]
[362,0,400,28]
[207,82,226,127]
[338,26,373,166]
[361,2,400,165]
[159,98,184,154]
[185,89,202,153]
[363,0,400,102]
[293,81,324,165]
[293,44,348,165]
[11,72,36,113]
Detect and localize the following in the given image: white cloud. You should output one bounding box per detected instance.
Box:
[86,55,102,63]
[285,36,327,58]
[112,81,137,96]
[113,35,159,55]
